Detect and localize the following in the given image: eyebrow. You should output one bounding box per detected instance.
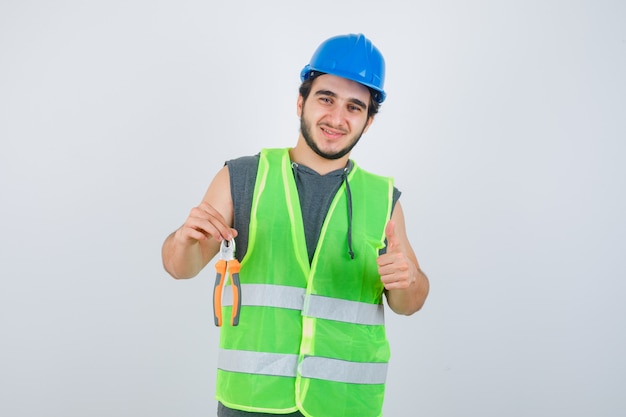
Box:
[314,89,368,111]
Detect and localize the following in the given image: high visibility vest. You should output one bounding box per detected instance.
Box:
[216,148,394,417]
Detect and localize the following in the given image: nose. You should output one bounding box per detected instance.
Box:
[326,104,348,129]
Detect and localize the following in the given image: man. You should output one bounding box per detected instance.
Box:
[162,33,430,417]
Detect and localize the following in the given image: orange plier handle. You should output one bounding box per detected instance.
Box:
[213,259,242,326]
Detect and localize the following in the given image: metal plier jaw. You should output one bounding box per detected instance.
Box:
[213,239,242,327]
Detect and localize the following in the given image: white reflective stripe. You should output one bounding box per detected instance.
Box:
[218,349,387,385]
[222,284,305,310]
[303,294,385,325]
[222,284,384,325]
[218,349,298,377]
[300,356,388,385]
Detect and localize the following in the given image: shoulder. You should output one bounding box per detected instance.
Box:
[225,154,260,182]
[352,162,401,195]
[225,154,260,171]
[352,161,402,210]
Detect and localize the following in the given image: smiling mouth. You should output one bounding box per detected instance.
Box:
[320,126,346,139]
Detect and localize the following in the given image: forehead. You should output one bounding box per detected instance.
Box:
[311,74,371,102]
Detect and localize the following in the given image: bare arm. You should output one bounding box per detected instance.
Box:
[161,165,237,279]
[377,202,430,315]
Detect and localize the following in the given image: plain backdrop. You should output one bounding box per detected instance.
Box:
[1,1,625,416]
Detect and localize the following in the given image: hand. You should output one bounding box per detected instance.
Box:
[175,201,237,246]
[377,220,416,290]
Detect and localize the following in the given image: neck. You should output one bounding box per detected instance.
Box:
[289,136,351,175]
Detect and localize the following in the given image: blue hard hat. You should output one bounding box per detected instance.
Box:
[300,33,387,103]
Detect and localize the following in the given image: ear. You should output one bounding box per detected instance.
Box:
[297,94,304,118]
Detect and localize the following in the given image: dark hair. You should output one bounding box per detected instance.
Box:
[299,72,381,119]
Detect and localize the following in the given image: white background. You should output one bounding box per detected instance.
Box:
[1,1,625,416]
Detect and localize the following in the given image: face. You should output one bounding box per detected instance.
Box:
[298,74,373,160]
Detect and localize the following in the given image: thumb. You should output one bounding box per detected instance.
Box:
[385,220,400,252]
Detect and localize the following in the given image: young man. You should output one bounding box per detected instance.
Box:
[162,33,430,417]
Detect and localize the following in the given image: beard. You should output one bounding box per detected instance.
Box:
[300,115,367,160]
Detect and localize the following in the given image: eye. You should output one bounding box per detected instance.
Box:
[348,104,362,112]
[320,97,332,104]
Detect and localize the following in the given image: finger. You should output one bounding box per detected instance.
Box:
[179,218,217,242]
[378,250,410,275]
[190,204,233,241]
[379,270,403,290]
[196,202,228,225]
[182,222,238,244]
[184,226,211,242]
[383,279,410,291]
[376,251,393,268]
[384,220,400,252]
[198,203,237,241]
[180,210,225,241]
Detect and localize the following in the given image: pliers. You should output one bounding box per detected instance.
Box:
[213,239,242,327]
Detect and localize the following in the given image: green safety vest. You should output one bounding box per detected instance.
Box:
[216,148,394,417]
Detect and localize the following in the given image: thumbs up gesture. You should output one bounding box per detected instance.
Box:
[377,220,416,291]
[376,203,429,315]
